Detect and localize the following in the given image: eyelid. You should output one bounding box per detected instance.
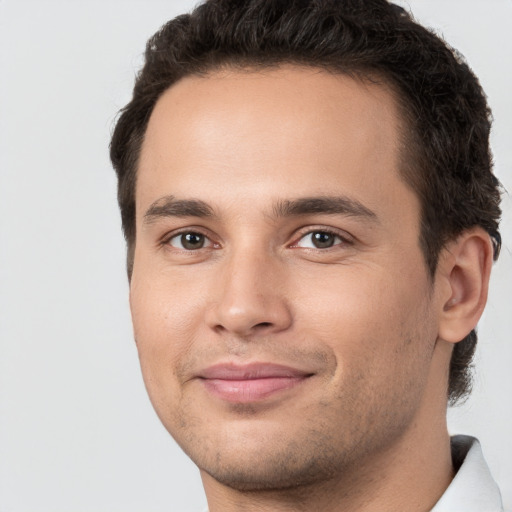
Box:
[160,227,220,250]
[289,226,354,248]
[158,225,353,251]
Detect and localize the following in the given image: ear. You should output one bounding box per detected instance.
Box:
[437,228,494,344]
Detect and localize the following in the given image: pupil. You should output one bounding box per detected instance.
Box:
[182,233,204,249]
[313,232,334,248]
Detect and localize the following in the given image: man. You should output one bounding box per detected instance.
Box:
[110,0,504,510]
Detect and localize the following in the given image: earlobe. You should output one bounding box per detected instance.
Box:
[437,228,494,344]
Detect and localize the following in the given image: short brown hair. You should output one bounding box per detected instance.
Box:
[110,0,501,404]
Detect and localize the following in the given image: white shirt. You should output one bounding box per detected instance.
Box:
[431,435,504,511]
[202,435,504,512]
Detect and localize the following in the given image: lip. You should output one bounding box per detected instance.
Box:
[197,363,313,403]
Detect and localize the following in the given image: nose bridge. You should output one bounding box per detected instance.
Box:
[208,241,291,335]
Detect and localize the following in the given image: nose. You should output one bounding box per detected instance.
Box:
[206,248,293,337]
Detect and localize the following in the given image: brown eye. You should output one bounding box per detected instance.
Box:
[311,232,335,248]
[296,231,342,249]
[169,232,208,250]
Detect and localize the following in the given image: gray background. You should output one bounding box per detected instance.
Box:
[0,1,510,510]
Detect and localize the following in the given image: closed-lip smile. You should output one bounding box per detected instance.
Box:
[197,362,313,403]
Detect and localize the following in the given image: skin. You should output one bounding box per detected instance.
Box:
[130,66,493,511]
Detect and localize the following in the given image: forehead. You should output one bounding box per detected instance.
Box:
[138,65,411,220]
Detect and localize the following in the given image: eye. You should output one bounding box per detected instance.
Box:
[167,232,212,250]
[294,230,345,249]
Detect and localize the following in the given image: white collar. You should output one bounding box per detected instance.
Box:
[431,435,504,511]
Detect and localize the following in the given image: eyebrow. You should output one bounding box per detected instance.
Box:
[143,195,215,224]
[272,196,378,222]
[142,194,378,225]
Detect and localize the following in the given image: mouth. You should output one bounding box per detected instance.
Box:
[197,362,314,403]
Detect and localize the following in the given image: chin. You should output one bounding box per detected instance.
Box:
[199,448,342,493]
[181,419,355,493]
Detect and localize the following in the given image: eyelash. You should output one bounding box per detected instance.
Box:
[161,229,216,251]
[161,226,352,252]
[290,227,352,250]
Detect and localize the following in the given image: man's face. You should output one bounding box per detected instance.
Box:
[130,67,446,490]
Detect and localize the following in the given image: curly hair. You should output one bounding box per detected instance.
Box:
[110,0,501,404]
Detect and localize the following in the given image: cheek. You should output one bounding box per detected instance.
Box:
[295,268,436,433]
[129,272,206,403]
[130,264,206,341]
[292,263,433,373]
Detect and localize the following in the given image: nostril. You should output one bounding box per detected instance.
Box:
[255,322,273,329]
